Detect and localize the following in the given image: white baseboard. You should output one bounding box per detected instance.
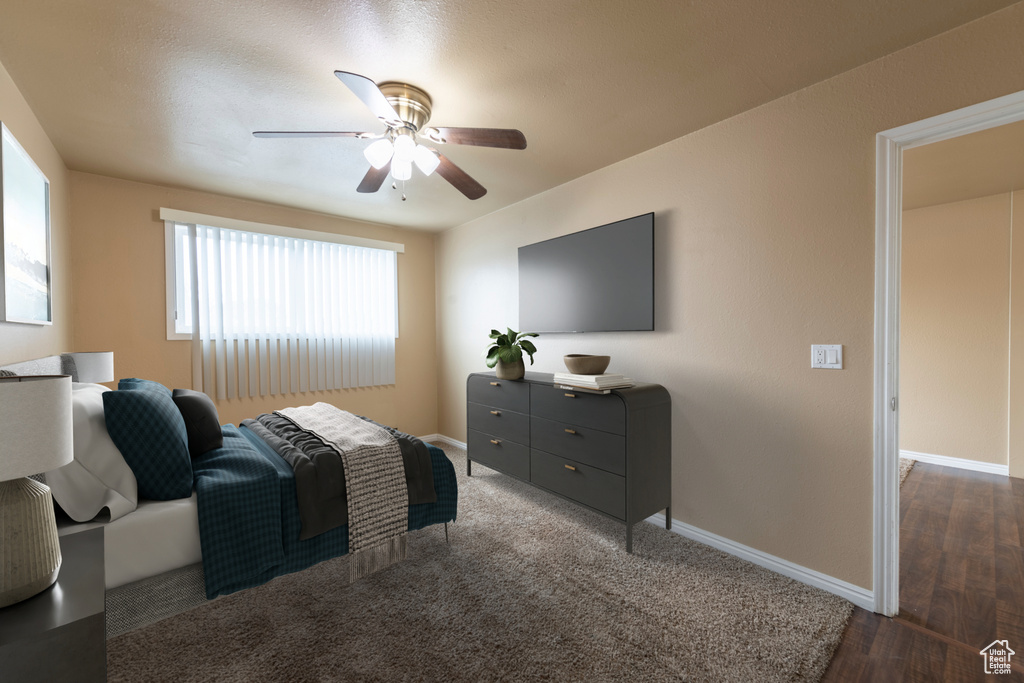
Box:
[418,434,467,450]
[645,513,875,612]
[423,433,873,611]
[900,449,1008,476]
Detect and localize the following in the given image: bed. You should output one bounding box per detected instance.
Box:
[2,354,457,601]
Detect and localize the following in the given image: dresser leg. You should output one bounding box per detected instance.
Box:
[626,524,633,554]
[665,506,671,529]
[467,458,472,477]
[444,523,449,544]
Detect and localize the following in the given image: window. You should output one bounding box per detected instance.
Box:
[165,215,399,398]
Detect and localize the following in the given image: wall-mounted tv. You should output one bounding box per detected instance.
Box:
[518,212,654,333]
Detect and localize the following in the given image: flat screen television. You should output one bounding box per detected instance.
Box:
[518,212,654,333]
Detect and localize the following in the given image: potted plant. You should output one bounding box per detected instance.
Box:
[485,328,539,380]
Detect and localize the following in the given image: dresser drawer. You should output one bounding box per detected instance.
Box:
[530,416,625,476]
[467,402,530,444]
[467,375,530,413]
[530,385,625,434]
[530,449,625,520]
[468,429,530,480]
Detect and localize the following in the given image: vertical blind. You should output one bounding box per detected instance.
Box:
[171,222,397,399]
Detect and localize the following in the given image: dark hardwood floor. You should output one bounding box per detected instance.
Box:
[823,463,1024,682]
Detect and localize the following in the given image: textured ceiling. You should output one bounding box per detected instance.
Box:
[0,0,1017,231]
[903,117,1024,210]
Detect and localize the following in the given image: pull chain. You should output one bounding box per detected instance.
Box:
[390,180,407,201]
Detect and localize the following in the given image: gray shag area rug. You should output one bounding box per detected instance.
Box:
[899,457,916,488]
[107,442,852,683]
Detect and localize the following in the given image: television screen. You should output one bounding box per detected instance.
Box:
[518,213,654,333]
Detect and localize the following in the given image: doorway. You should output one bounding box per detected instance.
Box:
[874,90,1024,616]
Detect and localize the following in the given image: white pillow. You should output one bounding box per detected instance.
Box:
[46,383,138,522]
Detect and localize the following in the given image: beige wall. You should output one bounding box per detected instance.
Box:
[436,4,1024,590]
[1009,189,1024,478]
[70,172,438,435]
[0,60,72,363]
[900,195,1011,465]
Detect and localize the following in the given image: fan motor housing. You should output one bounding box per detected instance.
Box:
[378,82,432,132]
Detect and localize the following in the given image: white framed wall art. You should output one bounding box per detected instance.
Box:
[0,122,51,325]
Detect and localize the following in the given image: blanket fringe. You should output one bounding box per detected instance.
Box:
[349,532,408,582]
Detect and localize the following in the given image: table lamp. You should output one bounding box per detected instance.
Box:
[0,375,73,608]
[64,351,114,384]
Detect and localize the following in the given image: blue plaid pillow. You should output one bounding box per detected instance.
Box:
[103,389,193,500]
[118,378,173,397]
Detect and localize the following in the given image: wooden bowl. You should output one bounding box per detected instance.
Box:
[563,354,611,375]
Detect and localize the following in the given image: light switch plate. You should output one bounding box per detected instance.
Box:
[812,344,843,369]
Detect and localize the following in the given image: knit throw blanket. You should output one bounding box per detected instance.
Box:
[277,403,409,581]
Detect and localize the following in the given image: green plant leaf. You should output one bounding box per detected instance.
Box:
[495,334,509,347]
[497,346,522,363]
[489,329,502,339]
[520,332,539,338]
[485,346,500,368]
[519,339,537,355]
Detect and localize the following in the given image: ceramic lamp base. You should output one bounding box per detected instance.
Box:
[0,477,62,608]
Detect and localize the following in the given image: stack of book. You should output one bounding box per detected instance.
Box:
[553,372,634,394]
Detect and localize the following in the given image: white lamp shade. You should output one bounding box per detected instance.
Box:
[363,138,394,170]
[67,351,114,384]
[391,157,412,181]
[393,134,416,163]
[0,375,74,480]
[413,144,440,176]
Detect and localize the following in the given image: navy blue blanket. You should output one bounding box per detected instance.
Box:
[193,424,457,599]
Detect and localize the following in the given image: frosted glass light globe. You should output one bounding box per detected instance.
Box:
[393,134,416,163]
[413,144,440,175]
[363,138,394,170]
[392,157,413,181]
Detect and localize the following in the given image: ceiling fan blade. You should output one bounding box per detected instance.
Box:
[357,160,392,193]
[253,131,375,138]
[434,152,487,200]
[429,127,527,150]
[334,71,402,125]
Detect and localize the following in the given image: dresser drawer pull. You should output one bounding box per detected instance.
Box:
[564,428,577,434]
[490,410,501,416]
[564,464,577,471]
[490,381,500,386]
[490,439,501,445]
[564,393,576,398]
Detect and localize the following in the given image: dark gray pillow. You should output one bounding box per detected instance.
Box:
[119,377,172,397]
[103,390,192,500]
[171,389,224,459]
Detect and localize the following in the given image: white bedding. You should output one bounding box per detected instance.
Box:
[59,493,202,589]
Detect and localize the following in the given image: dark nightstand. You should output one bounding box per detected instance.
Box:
[0,527,106,682]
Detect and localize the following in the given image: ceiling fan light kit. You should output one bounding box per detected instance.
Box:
[253,70,527,200]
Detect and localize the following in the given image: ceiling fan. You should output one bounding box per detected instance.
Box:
[253,71,527,201]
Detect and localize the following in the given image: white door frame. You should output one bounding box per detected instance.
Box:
[873,90,1024,616]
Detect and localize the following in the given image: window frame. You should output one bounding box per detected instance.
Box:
[163,211,403,342]
[165,222,191,341]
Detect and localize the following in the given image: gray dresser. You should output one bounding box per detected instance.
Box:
[466,371,671,552]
